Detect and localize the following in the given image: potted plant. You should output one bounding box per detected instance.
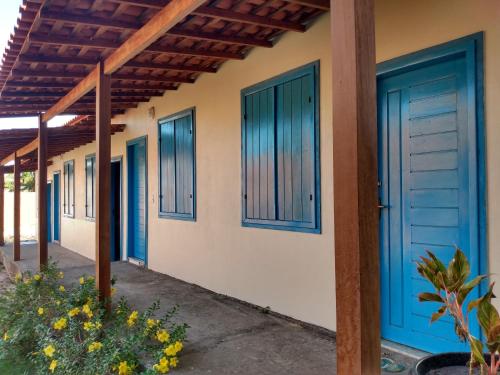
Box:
[413,248,499,374]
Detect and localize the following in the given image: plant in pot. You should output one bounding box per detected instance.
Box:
[414,248,500,374]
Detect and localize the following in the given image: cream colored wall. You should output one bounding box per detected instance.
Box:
[46,0,500,332]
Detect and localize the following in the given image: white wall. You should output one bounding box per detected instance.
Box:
[3,191,36,240]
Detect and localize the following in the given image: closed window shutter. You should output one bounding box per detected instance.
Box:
[175,114,193,215]
[244,87,275,221]
[160,120,176,213]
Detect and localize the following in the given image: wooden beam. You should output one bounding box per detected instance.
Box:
[95,62,111,308]
[2,90,166,98]
[13,154,20,261]
[39,10,273,47]
[331,0,379,374]
[110,0,329,10]
[29,33,244,60]
[0,168,4,246]
[37,114,48,267]
[285,0,330,10]
[18,54,218,73]
[42,0,208,123]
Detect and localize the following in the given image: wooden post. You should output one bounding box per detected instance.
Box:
[38,114,48,267]
[331,0,380,374]
[13,154,21,261]
[95,61,112,306]
[0,168,4,247]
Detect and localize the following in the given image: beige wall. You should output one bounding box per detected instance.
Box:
[47,0,500,332]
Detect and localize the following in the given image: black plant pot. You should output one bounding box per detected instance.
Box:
[413,352,493,374]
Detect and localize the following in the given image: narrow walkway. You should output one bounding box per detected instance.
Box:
[0,243,417,374]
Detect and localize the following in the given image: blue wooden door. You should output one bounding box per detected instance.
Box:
[47,182,52,242]
[127,138,147,262]
[378,55,481,352]
[53,173,60,242]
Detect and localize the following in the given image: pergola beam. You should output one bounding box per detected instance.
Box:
[13,154,20,261]
[0,168,4,246]
[331,0,380,374]
[42,0,210,123]
[37,114,48,267]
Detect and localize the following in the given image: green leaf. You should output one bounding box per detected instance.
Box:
[458,275,487,305]
[447,248,470,292]
[431,305,447,323]
[418,292,445,303]
[477,298,499,336]
[469,338,486,366]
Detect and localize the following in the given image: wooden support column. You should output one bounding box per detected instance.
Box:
[95,61,112,306]
[0,168,4,246]
[38,114,48,267]
[13,154,21,261]
[331,0,380,374]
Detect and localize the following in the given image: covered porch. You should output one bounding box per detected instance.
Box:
[0,241,416,374]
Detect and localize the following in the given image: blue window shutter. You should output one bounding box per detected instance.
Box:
[160,120,176,213]
[158,109,195,220]
[242,62,319,233]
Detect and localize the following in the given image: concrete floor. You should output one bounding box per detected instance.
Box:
[0,242,418,374]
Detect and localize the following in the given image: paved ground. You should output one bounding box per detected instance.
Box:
[0,242,418,374]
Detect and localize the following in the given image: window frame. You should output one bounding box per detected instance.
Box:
[240,61,321,233]
[63,159,75,218]
[85,154,96,220]
[157,107,197,221]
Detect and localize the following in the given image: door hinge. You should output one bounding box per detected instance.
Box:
[309,194,313,201]
[308,96,312,103]
[244,194,247,199]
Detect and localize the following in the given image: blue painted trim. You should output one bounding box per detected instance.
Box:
[157,107,197,221]
[126,136,148,266]
[377,32,487,345]
[240,61,321,234]
[377,31,487,281]
[63,159,75,218]
[52,170,61,243]
[111,156,124,262]
[84,153,96,220]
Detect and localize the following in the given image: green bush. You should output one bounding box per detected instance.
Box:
[0,263,188,374]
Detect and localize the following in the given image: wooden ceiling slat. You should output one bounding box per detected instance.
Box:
[29,33,245,60]
[1,90,165,98]
[18,54,218,73]
[4,81,176,91]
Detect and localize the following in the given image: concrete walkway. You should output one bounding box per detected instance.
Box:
[0,242,418,374]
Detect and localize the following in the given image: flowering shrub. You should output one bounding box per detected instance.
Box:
[0,263,188,374]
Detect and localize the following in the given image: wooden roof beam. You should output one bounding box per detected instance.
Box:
[2,90,166,98]
[11,69,195,83]
[29,33,245,60]
[18,54,218,73]
[5,81,176,90]
[42,0,208,122]
[40,9,273,47]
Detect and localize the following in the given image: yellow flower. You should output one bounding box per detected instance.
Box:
[53,317,67,330]
[95,321,103,330]
[59,285,65,292]
[79,277,85,285]
[68,307,80,317]
[147,319,159,329]
[87,276,94,282]
[37,307,44,316]
[43,344,56,358]
[164,341,183,356]
[82,304,93,318]
[111,287,116,296]
[127,311,138,327]
[58,272,64,279]
[83,321,95,331]
[33,274,41,281]
[117,361,133,375]
[156,329,170,343]
[153,357,170,373]
[88,341,103,353]
[49,359,57,373]
[3,332,9,341]
[14,273,22,282]
[170,357,178,368]
[56,300,61,306]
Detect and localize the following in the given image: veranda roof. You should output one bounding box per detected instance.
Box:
[0,0,328,118]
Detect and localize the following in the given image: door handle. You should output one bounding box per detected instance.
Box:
[378,204,389,209]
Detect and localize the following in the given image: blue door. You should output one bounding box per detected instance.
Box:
[53,173,60,242]
[378,43,483,352]
[110,160,121,262]
[47,182,52,242]
[127,138,147,263]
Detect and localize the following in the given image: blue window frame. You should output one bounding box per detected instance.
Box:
[241,62,321,233]
[63,160,75,218]
[85,154,96,219]
[158,108,196,220]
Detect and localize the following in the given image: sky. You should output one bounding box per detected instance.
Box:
[0,0,75,129]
